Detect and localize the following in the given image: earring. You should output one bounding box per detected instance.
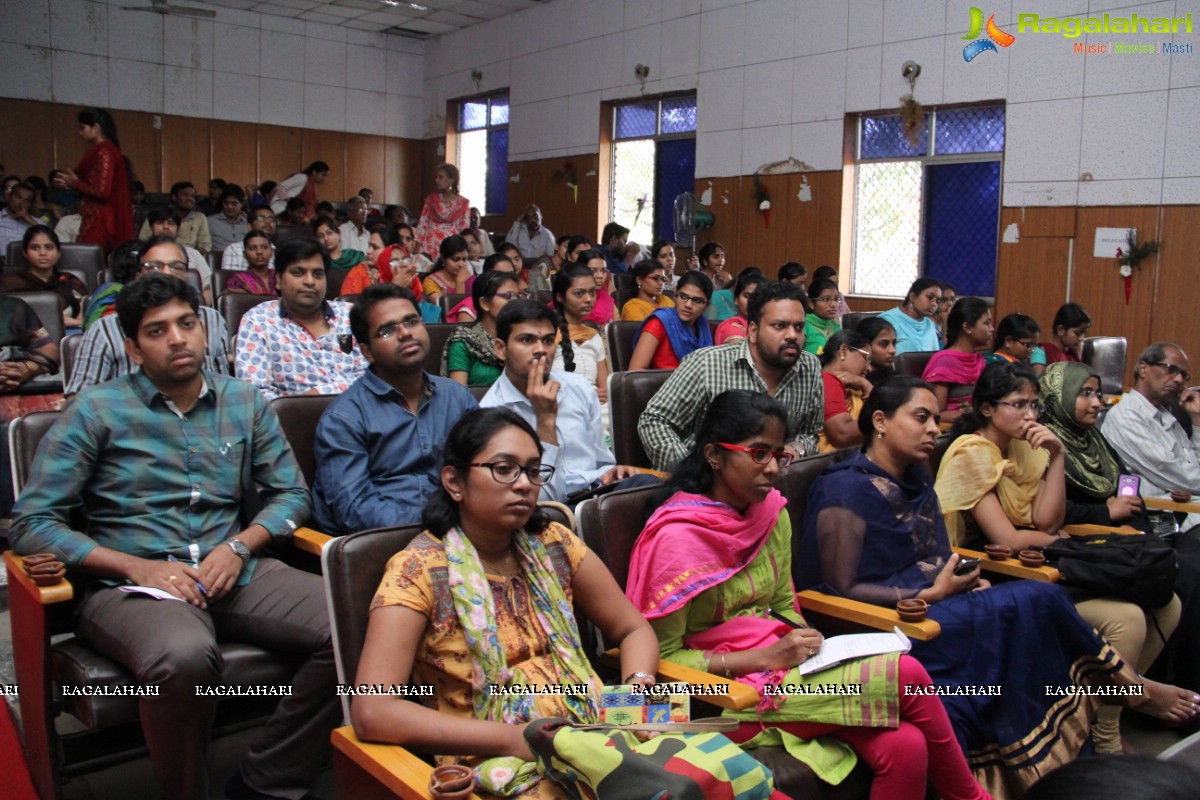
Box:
[876,430,884,439]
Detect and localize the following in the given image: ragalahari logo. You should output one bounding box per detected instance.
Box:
[963,7,1015,61]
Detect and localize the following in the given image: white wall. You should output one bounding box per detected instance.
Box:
[0,0,427,139]
[424,0,1200,206]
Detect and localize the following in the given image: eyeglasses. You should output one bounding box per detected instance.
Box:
[493,291,529,300]
[995,400,1044,415]
[1146,361,1191,382]
[1015,340,1038,349]
[376,317,424,339]
[142,260,188,275]
[852,347,871,360]
[1077,388,1103,399]
[716,442,795,468]
[814,294,842,304]
[938,297,956,306]
[469,461,556,485]
[676,291,709,307]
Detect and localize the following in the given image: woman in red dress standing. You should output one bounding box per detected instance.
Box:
[415,163,470,259]
[58,108,133,255]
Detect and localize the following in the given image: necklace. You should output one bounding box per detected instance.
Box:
[479,548,518,579]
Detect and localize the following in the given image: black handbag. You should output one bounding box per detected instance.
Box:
[1044,533,1178,608]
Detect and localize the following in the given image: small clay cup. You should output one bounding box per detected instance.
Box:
[896,598,929,622]
[984,544,1012,561]
[430,764,475,800]
[1018,550,1046,568]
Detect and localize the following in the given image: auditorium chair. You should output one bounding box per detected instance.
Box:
[605,320,641,372]
[841,311,880,332]
[895,350,935,379]
[4,410,333,800]
[1080,336,1128,396]
[59,333,82,390]
[437,293,469,321]
[4,241,104,291]
[269,394,336,489]
[217,291,274,353]
[606,369,672,469]
[423,322,467,375]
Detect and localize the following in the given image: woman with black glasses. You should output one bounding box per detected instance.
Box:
[627,270,713,371]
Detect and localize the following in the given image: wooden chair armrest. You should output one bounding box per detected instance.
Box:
[332,726,483,800]
[636,468,670,480]
[952,546,1061,582]
[537,500,577,533]
[1144,497,1200,514]
[293,527,334,556]
[796,589,941,640]
[599,651,760,710]
[1061,524,1140,537]
[3,551,74,605]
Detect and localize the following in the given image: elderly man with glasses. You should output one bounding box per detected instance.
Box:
[65,236,229,396]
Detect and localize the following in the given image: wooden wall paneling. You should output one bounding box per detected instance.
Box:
[383,137,418,208]
[487,156,601,244]
[344,134,386,205]
[419,138,444,204]
[1010,206,1077,238]
[694,177,741,269]
[258,125,304,190]
[302,128,347,202]
[739,172,786,274]
[785,171,842,279]
[0,99,56,182]
[1149,206,1200,368]
[211,121,259,190]
[116,111,163,193]
[50,104,89,177]
[993,231,1071,331]
[161,116,211,192]
[844,296,895,313]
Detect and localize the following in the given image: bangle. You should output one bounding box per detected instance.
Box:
[623,671,654,685]
[721,653,731,678]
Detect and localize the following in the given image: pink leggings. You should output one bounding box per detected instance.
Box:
[727,656,989,800]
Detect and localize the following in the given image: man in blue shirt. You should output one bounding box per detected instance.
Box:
[481,300,654,503]
[312,283,477,534]
[600,221,632,274]
[12,274,337,800]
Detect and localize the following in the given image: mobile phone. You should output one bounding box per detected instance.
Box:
[1117,475,1140,497]
[954,557,981,576]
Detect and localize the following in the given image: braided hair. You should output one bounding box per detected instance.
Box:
[551,262,596,373]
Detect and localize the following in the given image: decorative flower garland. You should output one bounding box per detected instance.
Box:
[1115,230,1162,305]
[550,160,579,203]
[753,175,771,228]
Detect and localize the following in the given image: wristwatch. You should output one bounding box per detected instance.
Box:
[225,540,251,561]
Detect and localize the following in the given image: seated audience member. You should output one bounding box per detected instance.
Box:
[84,239,140,327]
[505,203,556,260]
[235,237,366,402]
[223,231,276,295]
[936,361,1182,752]
[932,281,957,347]
[312,284,477,534]
[818,329,873,452]
[638,281,822,470]
[879,278,942,355]
[620,258,675,322]
[421,234,472,305]
[460,227,486,275]
[1041,302,1091,364]
[811,265,851,323]
[206,186,248,253]
[495,241,528,285]
[449,252,522,322]
[442,270,520,387]
[138,181,211,255]
[395,223,433,273]
[550,233,571,273]
[921,296,992,419]
[628,390,988,800]
[339,195,370,253]
[0,294,60,405]
[350,407,659,797]
[652,239,698,286]
[467,206,493,257]
[713,268,763,345]
[67,237,229,396]
[482,300,653,503]
[12,273,338,800]
[551,264,609,416]
[577,248,616,327]
[857,316,898,388]
[986,312,1047,376]
[564,234,592,265]
[362,223,391,269]
[222,206,277,271]
[195,177,224,216]
[599,221,633,275]
[0,180,37,250]
[146,207,213,303]
[802,277,841,355]
[800,376,1198,796]
[628,270,713,371]
[0,225,87,329]
[339,242,422,299]
[778,261,807,287]
[314,215,365,274]
[1102,342,1200,510]
[281,197,308,226]
[696,241,733,300]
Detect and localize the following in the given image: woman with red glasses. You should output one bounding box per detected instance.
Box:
[627,390,990,800]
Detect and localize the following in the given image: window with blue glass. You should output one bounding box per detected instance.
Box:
[457,94,509,216]
[611,95,697,245]
[850,104,1004,297]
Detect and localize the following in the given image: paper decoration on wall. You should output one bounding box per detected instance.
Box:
[797,176,812,202]
[436,142,445,156]
[1002,223,1020,244]
[722,191,730,205]
[700,182,713,206]
[510,173,520,183]
[586,170,597,176]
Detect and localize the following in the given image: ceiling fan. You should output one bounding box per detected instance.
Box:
[122,0,216,18]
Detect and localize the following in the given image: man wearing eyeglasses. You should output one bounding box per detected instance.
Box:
[482,299,656,503]
[65,236,229,396]
[311,284,477,534]
[1102,342,1200,518]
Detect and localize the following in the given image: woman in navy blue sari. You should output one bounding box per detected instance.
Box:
[797,376,1200,799]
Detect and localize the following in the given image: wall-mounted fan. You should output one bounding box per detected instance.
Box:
[672,192,715,249]
[122,0,216,18]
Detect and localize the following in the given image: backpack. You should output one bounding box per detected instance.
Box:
[1044,533,1178,608]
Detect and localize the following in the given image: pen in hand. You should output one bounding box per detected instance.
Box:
[168,555,207,596]
[766,607,805,629]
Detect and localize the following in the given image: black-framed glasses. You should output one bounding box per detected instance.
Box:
[1015,340,1038,349]
[716,443,795,468]
[995,400,1044,415]
[676,291,709,307]
[376,317,424,339]
[493,290,529,300]
[1077,388,1103,400]
[143,259,188,275]
[814,294,842,304]
[470,461,556,485]
[1146,361,1191,382]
